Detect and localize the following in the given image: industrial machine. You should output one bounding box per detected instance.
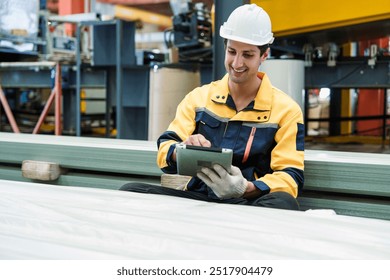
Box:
[167,0,212,63]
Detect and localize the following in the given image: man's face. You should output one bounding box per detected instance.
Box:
[224,40,267,84]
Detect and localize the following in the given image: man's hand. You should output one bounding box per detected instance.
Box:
[183,134,211,147]
[197,164,248,199]
[172,134,211,162]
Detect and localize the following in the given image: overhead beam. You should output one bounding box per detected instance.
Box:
[305,59,390,89]
[113,4,172,27]
[97,0,170,4]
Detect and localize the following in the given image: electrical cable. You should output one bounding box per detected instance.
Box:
[325,62,366,88]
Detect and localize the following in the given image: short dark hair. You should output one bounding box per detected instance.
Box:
[258,45,269,56]
[223,39,269,56]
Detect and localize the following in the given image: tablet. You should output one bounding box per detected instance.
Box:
[176,143,233,176]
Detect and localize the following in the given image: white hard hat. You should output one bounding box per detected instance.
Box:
[220,4,274,46]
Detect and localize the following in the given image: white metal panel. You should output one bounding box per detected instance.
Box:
[1,179,389,259]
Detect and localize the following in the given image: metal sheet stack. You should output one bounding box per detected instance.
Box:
[0,132,162,189]
[300,150,390,220]
[0,132,389,220]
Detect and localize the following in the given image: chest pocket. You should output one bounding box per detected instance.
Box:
[195,111,225,146]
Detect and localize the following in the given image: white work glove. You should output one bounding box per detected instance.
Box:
[197,164,247,200]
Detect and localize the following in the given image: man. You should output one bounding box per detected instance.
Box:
[121,4,304,210]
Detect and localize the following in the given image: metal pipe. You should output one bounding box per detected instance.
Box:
[33,64,62,135]
[33,88,56,134]
[55,64,62,135]
[0,85,20,133]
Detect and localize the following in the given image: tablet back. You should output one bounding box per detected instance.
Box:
[176,144,233,176]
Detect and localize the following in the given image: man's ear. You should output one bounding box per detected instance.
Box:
[261,48,270,61]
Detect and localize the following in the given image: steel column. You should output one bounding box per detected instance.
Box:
[212,0,249,81]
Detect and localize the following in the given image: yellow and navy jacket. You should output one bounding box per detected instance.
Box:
[157,72,304,198]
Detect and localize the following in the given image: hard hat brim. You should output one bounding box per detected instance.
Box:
[220,27,274,46]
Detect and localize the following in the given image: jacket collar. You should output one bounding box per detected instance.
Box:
[210,72,272,111]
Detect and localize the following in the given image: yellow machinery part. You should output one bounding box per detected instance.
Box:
[252,0,390,36]
[340,43,354,136]
[340,88,353,135]
[114,4,172,28]
[81,89,86,114]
